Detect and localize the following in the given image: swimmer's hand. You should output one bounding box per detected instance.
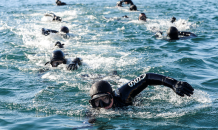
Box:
[67,57,82,70]
[67,62,78,70]
[172,81,194,97]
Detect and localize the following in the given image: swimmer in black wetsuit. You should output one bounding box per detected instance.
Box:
[116,0,137,11]
[56,0,66,6]
[45,50,82,70]
[139,13,147,22]
[42,26,70,39]
[55,41,64,48]
[171,17,176,23]
[89,73,194,109]
[44,13,62,22]
[166,26,197,40]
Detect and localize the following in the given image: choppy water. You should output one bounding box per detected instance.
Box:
[0,0,218,129]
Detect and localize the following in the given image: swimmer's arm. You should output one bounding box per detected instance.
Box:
[67,57,83,70]
[145,73,194,97]
[118,73,194,102]
[178,31,197,37]
[42,28,58,36]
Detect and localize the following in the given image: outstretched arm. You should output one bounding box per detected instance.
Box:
[178,31,197,37]
[118,73,194,103]
[42,28,58,36]
[67,57,83,70]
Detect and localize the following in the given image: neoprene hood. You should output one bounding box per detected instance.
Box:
[51,50,65,61]
[167,26,179,40]
[90,80,113,99]
[60,26,69,34]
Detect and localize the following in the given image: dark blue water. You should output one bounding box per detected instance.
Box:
[0,0,218,129]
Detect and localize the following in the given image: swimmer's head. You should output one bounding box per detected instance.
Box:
[55,41,64,48]
[50,50,66,67]
[167,26,179,40]
[54,16,62,22]
[129,5,137,11]
[139,13,147,21]
[117,1,123,7]
[89,80,114,109]
[171,17,176,23]
[60,26,69,34]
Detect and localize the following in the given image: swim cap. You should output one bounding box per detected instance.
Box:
[130,5,137,11]
[51,50,65,61]
[90,80,113,99]
[167,26,179,40]
[60,26,69,34]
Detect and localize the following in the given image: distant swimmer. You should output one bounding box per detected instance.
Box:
[139,13,147,22]
[43,13,62,22]
[104,13,146,22]
[42,26,70,39]
[171,17,176,23]
[55,41,64,48]
[89,73,194,110]
[166,26,197,40]
[56,0,66,6]
[116,0,137,11]
[103,15,129,21]
[45,50,82,70]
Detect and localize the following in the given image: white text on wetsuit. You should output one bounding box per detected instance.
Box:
[128,74,146,87]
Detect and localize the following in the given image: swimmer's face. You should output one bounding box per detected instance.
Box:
[51,60,64,67]
[90,93,114,109]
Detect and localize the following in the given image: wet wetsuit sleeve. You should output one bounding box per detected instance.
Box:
[49,29,58,33]
[117,73,178,104]
[178,31,197,37]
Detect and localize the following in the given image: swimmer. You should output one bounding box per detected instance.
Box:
[171,17,176,23]
[116,0,137,11]
[104,15,129,21]
[139,13,147,22]
[56,0,66,6]
[55,41,64,48]
[45,50,82,70]
[44,13,62,22]
[89,73,194,109]
[42,26,70,39]
[167,26,197,40]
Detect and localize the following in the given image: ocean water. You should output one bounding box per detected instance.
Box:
[0,0,218,129]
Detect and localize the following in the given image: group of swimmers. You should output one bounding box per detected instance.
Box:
[38,0,196,123]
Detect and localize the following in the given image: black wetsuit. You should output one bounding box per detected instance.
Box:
[111,73,178,107]
[117,1,134,6]
[177,31,197,40]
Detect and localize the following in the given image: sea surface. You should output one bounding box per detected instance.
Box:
[0,0,218,129]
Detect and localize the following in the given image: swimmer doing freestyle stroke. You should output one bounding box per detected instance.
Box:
[42,26,71,39]
[44,50,82,71]
[87,73,194,123]
[117,0,137,11]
